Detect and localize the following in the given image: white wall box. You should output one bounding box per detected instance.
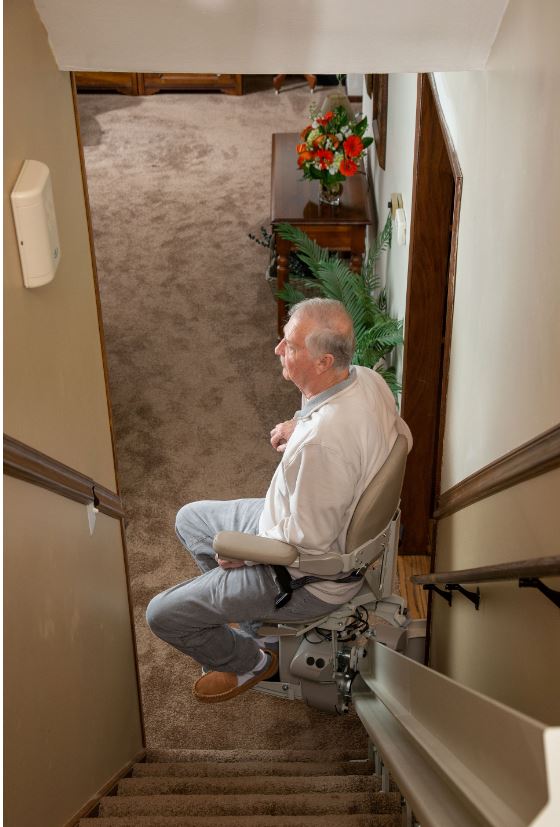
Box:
[11,160,61,288]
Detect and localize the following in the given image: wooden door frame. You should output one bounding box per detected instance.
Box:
[400,73,463,556]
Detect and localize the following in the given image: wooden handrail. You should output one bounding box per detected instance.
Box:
[411,555,560,585]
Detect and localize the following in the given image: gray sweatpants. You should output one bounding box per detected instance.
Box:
[146,498,338,674]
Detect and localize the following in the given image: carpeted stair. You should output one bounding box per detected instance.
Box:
[80,748,401,826]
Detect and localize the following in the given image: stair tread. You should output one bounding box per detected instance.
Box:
[132,760,374,777]
[145,748,369,764]
[118,774,378,796]
[81,815,401,827]
[99,791,401,817]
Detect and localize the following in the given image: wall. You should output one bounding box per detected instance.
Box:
[366,0,560,724]
[363,73,417,384]
[431,0,560,724]
[435,0,560,488]
[33,0,509,74]
[4,1,143,825]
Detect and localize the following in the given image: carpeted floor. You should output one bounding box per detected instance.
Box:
[77,76,368,751]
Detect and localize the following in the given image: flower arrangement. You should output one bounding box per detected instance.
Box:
[296,105,373,202]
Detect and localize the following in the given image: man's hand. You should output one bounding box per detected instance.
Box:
[270,418,297,453]
[216,556,246,569]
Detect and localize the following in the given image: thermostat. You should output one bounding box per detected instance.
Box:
[11,160,61,288]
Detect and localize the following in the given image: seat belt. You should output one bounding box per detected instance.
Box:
[272,565,363,609]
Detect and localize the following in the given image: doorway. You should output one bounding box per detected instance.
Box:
[399,73,463,555]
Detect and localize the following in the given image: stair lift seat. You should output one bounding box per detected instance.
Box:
[213,434,426,713]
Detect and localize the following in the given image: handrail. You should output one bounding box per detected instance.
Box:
[3,434,124,519]
[411,556,560,585]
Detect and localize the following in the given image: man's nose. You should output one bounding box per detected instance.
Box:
[275,338,285,355]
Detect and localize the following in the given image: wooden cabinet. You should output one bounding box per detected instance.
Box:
[141,74,242,95]
[73,72,140,95]
[74,72,242,96]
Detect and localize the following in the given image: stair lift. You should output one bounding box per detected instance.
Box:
[213,434,426,714]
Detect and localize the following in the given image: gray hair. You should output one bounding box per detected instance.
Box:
[289,298,355,369]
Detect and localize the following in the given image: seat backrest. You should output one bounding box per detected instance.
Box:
[345,434,408,553]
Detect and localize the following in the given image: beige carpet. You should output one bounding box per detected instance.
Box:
[78,748,401,826]
[77,76,367,751]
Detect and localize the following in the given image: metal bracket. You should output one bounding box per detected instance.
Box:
[423,584,452,606]
[519,577,560,609]
[423,583,480,609]
[446,583,481,610]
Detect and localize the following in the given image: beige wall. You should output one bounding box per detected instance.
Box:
[436,0,560,488]
[4,479,143,827]
[4,0,115,488]
[4,1,143,825]
[432,468,560,725]
[428,0,560,724]
[366,0,560,724]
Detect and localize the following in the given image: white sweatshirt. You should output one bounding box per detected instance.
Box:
[258,366,413,603]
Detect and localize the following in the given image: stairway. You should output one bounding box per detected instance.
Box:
[79,748,402,826]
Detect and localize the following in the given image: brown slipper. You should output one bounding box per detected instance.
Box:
[193,649,278,704]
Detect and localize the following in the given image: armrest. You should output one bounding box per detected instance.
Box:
[213,531,298,566]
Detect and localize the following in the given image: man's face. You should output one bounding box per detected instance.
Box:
[274,314,319,395]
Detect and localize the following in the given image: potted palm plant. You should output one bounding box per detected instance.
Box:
[275,213,403,395]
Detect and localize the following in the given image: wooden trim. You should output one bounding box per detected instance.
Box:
[427,73,463,508]
[70,73,123,498]
[62,748,146,827]
[71,74,146,748]
[400,73,459,555]
[3,433,126,515]
[435,423,560,519]
[94,482,125,519]
[4,434,94,506]
[411,555,560,585]
[370,74,388,170]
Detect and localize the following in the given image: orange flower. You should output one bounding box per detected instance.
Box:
[312,134,326,148]
[340,158,358,177]
[300,125,312,140]
[297,151,314,167]
[343,135,364,158]
[296,142,307,153]
[326,134,340,149]
[316,149,334,169]
[317,111,334,126]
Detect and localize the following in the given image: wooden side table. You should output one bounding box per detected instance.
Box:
[271,133,373,336]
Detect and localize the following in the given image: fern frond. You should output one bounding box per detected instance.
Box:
[276,223,331,276]
[276,283,307,305]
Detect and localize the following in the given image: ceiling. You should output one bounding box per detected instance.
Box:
[34,0,510,74]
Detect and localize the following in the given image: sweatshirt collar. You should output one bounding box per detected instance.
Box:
[297,367,357,418]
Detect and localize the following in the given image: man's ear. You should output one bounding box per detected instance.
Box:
[317,353,335,374]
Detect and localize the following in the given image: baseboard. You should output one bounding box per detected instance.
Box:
[62,749,146,827]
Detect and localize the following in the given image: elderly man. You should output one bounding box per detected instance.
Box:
[147,298,412,703]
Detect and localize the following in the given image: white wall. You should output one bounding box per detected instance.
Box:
[363,73,418,385]
[34,0,509,73]
[435,0,560,489]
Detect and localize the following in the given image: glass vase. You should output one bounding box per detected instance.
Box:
[319,181,343,206]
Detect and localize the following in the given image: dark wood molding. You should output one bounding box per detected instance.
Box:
[435,423,560,519]
[427,73,463,507]
[4,435,94,506]
[94,482,125,519]
[62,748,146,827]
[370,74,388,170]
[400,73,460,554]
[412,555,560,586]
[3,434,124,519]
